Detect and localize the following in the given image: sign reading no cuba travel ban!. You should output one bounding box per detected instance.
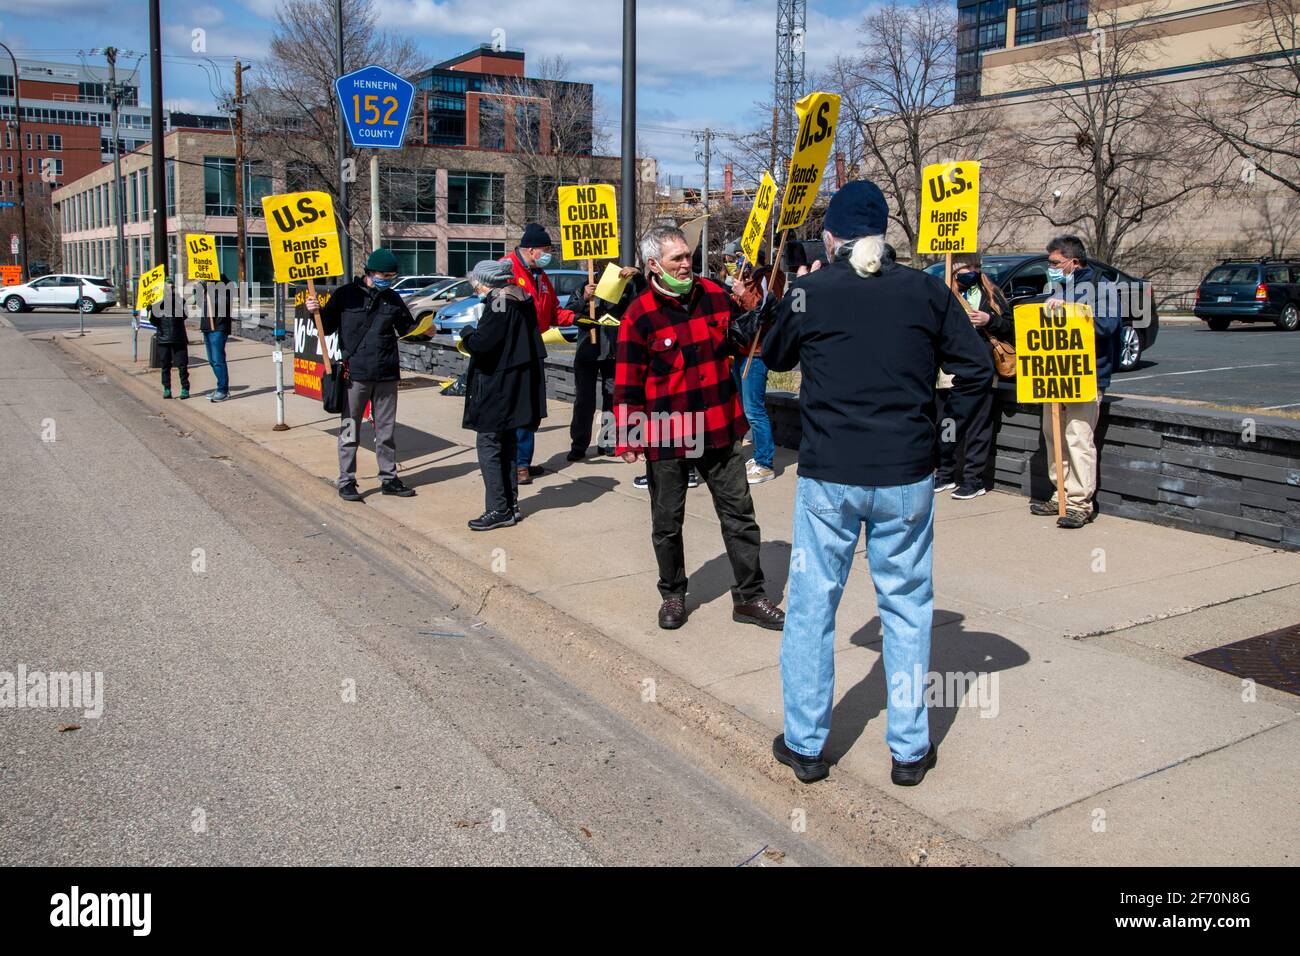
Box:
[917,161,979,255]
[1013,301,1098,403]
[261,191,345,284]
[557,184,619,260]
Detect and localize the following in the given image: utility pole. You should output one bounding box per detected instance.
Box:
[0,42,29,278]
[334,0,351,278]
[147,0,166,276]
[233,60,251,285]
[106,47,128,306]
[619,0,636,266]
[695,128,712,276]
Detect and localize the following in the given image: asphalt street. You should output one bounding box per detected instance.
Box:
[1112,320,1300,410]
[0,323,827,866]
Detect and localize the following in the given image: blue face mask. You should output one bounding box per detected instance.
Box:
[370,276,393,290]
[1047,266,1066,283]
[533,253,553,269]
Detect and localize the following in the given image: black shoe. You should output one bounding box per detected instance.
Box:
[381,478,416,497]
[951,483,986,500]
[338,481,363,502]
[772,735,829,784]
[596,446,615,457]
[512,506,522,523]
[468,509,516,531]
[658,595,687,630]
[733,596,786,630]
[633,474,649,490]
[528,465,545,477]
[891,741,938,786]
[566,447,586,462]
[687,470,700,488]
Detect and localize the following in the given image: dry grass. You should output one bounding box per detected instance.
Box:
[766,368,802,393]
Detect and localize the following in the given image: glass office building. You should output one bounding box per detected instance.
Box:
[956,0,1090,100]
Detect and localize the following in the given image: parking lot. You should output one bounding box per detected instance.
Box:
[1112,319,1300,411]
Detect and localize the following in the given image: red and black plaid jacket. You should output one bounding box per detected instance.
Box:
[613,275,747,460]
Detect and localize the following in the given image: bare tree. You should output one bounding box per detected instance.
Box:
[996,2,1223,276]
[248,0,424,260]
[1181,0,1300,195]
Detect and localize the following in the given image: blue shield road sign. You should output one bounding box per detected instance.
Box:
[335,65,415,150]
[0,202,14,208]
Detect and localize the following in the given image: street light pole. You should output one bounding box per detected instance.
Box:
[619,0,636,266]
[147,0,166,275]
[335,0,351,279]
[0,42,30,278]
[106,47,129,306]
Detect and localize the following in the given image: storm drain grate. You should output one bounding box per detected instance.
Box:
[1185,623,1300,696]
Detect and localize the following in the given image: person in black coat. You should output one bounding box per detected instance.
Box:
[153,281,191,399]
[305,248,418,502]
[565,265,644,460]
[461,257,547,531]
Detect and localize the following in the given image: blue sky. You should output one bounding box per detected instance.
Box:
[0,0,879,180]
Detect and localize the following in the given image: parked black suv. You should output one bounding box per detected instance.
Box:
[1193,258,1300,331]
[923,253,1159,371]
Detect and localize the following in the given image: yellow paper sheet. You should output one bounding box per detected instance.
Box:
[594,262,629,304]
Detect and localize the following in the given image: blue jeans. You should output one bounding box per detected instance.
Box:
[515,427,535,468]
[780,474,935,763]
[203,330,229,393]
[741,353,773,469]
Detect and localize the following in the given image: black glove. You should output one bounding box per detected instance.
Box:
[727,296,776,355]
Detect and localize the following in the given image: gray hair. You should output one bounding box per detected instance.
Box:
[824,230,889,277]
[639,224,687,267]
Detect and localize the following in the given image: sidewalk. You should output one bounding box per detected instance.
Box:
[58,325,1300,865]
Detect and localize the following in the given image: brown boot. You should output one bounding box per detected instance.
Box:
[657,595,687,630]
[733,596,785,630]
[516,466,532,486]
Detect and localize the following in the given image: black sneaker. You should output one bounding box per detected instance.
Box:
[951,484,986,500]
[527,465,545,477]
[596,446,615,457]
[687,470,701,488]
[891,740,938,787]
[381,478,416,497]
[512,506,522,523]
[468,509,516,531]
[633,474,649,490]
[772,735,829,784]
[566,447,586,462]
[338,481,363,502]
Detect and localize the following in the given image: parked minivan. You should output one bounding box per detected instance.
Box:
[1193,258,1300,331]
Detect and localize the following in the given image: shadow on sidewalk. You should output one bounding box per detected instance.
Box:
[326,422,458,461]
[524,475,618,515]
[822,612,1029,763]
[686,539,794,611]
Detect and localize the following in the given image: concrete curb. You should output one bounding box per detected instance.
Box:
[51,331,1008,867]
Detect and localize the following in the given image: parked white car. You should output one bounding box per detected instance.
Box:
[3,274,116,313]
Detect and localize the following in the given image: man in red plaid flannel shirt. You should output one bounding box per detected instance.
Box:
[614,224,786,632]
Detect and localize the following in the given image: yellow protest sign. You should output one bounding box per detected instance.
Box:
[740,171,776,265]
[776,92,840,231]
[135,264,166,311]
[557,184,619,260]
[1014,301,1098,403]
[594,261,629,304]
[261,191,344,283]
[917,161,979,255]
[185,234,220,282]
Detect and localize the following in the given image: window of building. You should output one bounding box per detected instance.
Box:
[447,240,504,277]
[979,0,1006,22]
[977,21,1007,48]
[1041,1,1065,26]
[165,159,175,217]
[386,239,438,274]
[24,132,30,150]
[34,133,42,149]
[0,75,12,98]
[1016,4,1038,39]
[447,171,504,225]
[478,98,506,150]
[383,170,437,223]
[47,134,61,152]
[514,101,543,151]
[958,5,978,28]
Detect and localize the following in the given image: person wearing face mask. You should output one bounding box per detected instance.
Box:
[461,257,547,530]
[935,254,1012,500]
[757,181,992,787]
[613,224,787,633]
[507,224,576,487]
[1029,235,1121,529]
[306,247,418,502]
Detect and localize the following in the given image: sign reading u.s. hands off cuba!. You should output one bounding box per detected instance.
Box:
[776,92,840,231]
[261,191,344,283]
[917,161,979,255]
[740,172,776,265]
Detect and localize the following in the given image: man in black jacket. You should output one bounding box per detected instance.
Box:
[199,273,235,402]
[153,282,191,400]
[305,248,418,502]
[565,264,643,461]
[461,257,547,530]
[758,181,993,788]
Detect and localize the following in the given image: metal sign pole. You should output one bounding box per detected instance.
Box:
[77,277,85,336]
[273,282,288,431]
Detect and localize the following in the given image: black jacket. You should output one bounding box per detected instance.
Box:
[958,281,1013,341]
[461,286,548,433]
[570,272,646,364]
[763,256,994,487]
[197,280,235,335]
[152,284,189,345]
[319,279,416,382]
